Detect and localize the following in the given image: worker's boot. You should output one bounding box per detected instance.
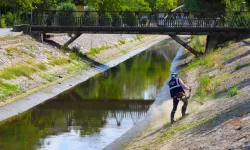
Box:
[171,111,175,124]
[182,100,188,117]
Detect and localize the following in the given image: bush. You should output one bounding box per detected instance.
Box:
[5,12,15,26]
[0,16,6,28]
[57,3,76,26]
[99,13,112,26]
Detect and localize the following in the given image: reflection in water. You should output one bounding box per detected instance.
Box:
[0,99,153,150]
[0,38,179,150]
[68,41,177,100]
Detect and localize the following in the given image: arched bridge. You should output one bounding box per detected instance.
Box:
[29,11,250,35]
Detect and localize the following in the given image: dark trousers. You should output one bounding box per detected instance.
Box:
[171,98,188,121]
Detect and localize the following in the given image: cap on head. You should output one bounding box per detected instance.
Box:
[171,72,178,78]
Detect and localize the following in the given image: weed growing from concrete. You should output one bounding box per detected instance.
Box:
[227,86,240,97]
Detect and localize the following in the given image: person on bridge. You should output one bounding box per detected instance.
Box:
[168,72,191,124]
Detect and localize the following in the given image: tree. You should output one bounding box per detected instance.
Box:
[0,0,40,11]
[85,0,151,11]
[184,0,226,12]
[145,0,164,11]
[184,0,248,12]
[85,0,126,11]
[57,2,76,26]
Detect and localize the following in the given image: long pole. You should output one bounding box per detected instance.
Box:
[31,9,33,24]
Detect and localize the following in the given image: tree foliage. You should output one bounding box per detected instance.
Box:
[84,0,180,11]
[184,0,249,12]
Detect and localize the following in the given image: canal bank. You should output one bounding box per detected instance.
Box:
[104,46,185,150]
[0,35,174,122]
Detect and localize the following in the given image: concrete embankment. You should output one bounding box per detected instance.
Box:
[122,37,250,150]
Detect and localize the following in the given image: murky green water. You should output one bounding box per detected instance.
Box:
[0,39,179,150]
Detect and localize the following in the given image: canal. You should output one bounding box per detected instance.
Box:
[0,39,179,150]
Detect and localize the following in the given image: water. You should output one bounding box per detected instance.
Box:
[0,39,179,150]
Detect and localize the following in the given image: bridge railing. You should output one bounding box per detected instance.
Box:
[31,11,250,28]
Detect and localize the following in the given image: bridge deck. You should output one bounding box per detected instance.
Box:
[30,26,250,35]
[28,11,250,35]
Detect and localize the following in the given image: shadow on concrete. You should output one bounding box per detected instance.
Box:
[231,62,250,74]
[223,50,250,65]
[188,99,250,135]
[214,77,250,98]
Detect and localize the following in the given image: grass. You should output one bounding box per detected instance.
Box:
[190,36,207,53]
[182,58,208,72]
[235,62,250,70]
[182,52,221,72]
[64,61,87,72]
[48,56,70,66]
[119,40,126,45]
[121,50,127,54]
[227,86,240,97]
[39,74,55,82]
[0,81,21,100]
[88,45,110,55]
[135,35,144,41]
[6,46,36,58]
[196,72,229,100]
[0,61,48,80]
[21,44,38,51]
[43,49,51,55]
[0,35,18,41]
[69,53,78,60]
[196,76,212,100]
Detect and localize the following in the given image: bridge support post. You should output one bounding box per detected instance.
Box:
[169,35,203,57]
[205,34,219,54]
[64,32,82,48]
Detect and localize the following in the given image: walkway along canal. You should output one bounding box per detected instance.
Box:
[0,38,180,150]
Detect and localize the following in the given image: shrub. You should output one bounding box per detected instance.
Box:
[5,12,15,26]
[57,3,76,26]
[0,16,6,28]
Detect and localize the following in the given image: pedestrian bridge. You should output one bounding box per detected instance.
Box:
[19,10,250,57]
[29,11,250,35]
